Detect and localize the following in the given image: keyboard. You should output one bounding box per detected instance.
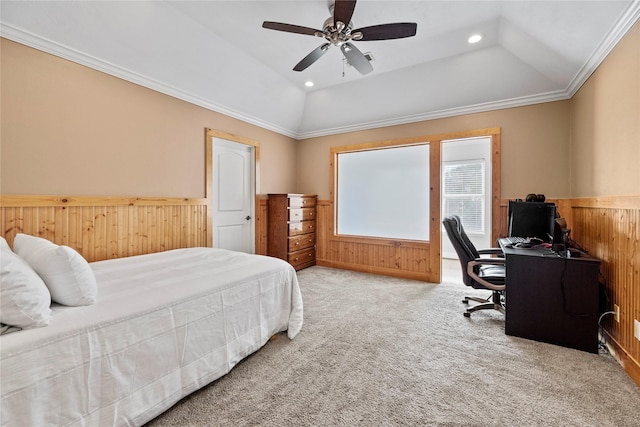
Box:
[504,236,528,244]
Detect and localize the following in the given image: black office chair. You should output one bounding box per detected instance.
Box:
[442,215,506,317]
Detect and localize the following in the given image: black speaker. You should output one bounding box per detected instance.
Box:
[525,193,546,202]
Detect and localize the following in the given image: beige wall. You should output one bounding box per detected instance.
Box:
[297,101,572,200]
[0,39,298,198]
[3,18,638,201]
[570,21,640,198]
[298,20,640,201]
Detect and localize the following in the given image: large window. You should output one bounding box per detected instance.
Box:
[336,144,430,240]
[442,159,485,234]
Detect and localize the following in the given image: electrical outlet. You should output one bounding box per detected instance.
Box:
[635,319,640,341]
[614,304,620,323]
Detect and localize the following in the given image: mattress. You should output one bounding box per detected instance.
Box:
[0,247,303,426]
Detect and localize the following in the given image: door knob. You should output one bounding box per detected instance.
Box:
[245,216,251,220]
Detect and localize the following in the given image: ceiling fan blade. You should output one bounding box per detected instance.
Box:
[293,43,331,71]
[352,23,417,41]
[333,0,357,27]
[262,21,322,36]
[340,42,373,75]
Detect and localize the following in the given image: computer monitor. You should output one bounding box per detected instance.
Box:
[507,201,557,242]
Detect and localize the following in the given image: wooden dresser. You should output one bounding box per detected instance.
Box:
[267,194,317,270]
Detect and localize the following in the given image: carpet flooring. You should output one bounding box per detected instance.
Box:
[146,266,640,426]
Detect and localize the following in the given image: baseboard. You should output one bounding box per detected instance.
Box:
[316,259,433,282]
[603,330,640,388]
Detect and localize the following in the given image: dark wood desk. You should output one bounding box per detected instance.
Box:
[499,239,601,353]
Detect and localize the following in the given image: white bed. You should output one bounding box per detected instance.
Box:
[0,247,303,426]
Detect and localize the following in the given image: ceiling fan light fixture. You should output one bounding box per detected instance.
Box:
[261,0,417,75]
[468,34,483,44]
[343,52,374,68]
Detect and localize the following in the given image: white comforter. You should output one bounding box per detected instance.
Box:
[0,248,303,426]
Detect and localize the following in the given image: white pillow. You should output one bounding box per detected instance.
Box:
[0,236,52,329]
[13,234,97,306]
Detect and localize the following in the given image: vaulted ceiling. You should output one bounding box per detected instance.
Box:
[2,1,638,139]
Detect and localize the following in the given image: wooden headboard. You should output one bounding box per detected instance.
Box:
[1,195,209,263]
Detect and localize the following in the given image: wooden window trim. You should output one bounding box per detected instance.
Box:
[329,127,501,245]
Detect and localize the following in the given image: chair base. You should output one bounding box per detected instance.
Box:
[462,291,505,317]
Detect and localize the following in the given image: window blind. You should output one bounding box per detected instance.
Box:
[443,160,485,234]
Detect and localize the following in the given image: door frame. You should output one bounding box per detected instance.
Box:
[441,135,494,258]
[205,128,260,248]
[438,129,501,281]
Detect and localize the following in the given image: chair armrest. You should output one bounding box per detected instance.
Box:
[467,258,506,291]
[470,257,505,265]
[477,248,503,256]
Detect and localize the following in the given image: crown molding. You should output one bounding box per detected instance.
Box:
[565,0,640,96]
[298,1,640,140]
[295,90,572,139]
[3,0,639,142]
[0,23,298,139]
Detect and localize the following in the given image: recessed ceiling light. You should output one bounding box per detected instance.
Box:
[304,81,314,87]
[468,34,483,44]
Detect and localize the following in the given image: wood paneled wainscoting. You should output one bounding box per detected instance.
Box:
[570,196,640,387]
[0,195,209,262]
[314,200,437,282]
[4,194,637,385]
[255,196,269,256]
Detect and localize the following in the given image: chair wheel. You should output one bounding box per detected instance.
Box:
[462,299,469,304]
[463,312,471,317]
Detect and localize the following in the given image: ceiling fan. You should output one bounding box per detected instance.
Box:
[262,0,417,75]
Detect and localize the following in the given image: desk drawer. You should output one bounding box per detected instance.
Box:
[289,207,315,222]
[289,234,316,252]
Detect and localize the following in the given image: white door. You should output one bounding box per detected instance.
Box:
[212,138,255,253]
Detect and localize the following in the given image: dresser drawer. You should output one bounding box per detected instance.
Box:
[288,247,316,270]
[289,207,315,222]
[289,233,316,252]
[289,196,317,208]
[288,220,315,236]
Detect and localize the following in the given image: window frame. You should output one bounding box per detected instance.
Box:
[330,129,500,244]
[328,128,500,284]
[330,137,434,248]
[335,143,431,242]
